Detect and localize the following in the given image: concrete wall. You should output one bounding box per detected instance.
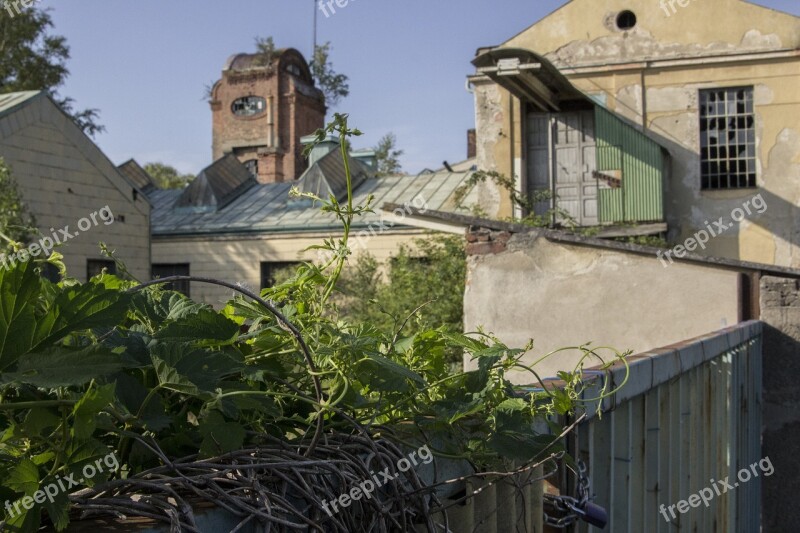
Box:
[760,275,800,532]
[472,0,800,267]
[463,230,742,382]
[152,228,430,306]
[0,95,151,282]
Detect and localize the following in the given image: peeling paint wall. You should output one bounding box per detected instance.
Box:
[472,0,800,267]
[463,231,741,382]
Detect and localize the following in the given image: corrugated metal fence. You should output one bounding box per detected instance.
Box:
[565,321,763,533]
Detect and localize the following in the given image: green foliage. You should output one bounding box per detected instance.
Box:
[617,234,670,248]
[310,42,350,107]
[0,5,103,136]
[373,132,404,177]
[454,170,576,228]
[0,115,628,531]
[142,162,194,190]
[253,36,277,68]
[0,158,35,248]
[334,235,466,366]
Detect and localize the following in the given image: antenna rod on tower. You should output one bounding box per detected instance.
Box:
[312,0,317,57]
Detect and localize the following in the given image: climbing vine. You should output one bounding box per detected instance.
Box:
[0,114,629,532]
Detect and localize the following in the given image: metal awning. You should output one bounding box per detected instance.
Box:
[471,48,590,112]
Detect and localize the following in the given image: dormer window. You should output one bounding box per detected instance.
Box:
[232,96,266,117]
[286,63,302,76]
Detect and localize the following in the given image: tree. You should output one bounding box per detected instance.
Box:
[253,36,277,68]
[0,158,35,247]
[334,235,466,367]
[374,133,404,177]
[143,163,195,190]
[0,5,103,136]
[310,42,349,107]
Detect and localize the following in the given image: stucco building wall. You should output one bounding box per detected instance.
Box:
[472,0,800,267]
[463,231,742,382]
[152,229,431,306]
[0,94,151,281]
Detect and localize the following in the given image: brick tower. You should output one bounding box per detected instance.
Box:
[209,48,326,184]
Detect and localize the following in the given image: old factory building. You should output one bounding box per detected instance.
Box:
[209,48,326,184]
[469,0,799,267]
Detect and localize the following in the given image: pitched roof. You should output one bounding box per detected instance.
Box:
[117,159,156,193]
[173,154,256,213]
[296,149,371,202]
[151,169,478,237]
[0,91,41,119]
[0,91,151,213]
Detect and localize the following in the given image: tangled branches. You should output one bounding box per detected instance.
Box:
[69,433,444,533]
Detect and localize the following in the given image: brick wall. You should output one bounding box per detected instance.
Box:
[210,50,325,184]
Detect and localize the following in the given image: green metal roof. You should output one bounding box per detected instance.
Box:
[117,159,156,193]
[150,169,478,237]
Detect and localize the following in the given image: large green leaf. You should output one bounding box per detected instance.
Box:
[198,411,245,458]
[32,281,131,349]
[131,290,208,329]
[154,308,240,343]
[6,458,39,495]
[0,260,41,371]
[1,346,127,387]
[150,344,243,395]
[72,383,116,441]
[356,351,426,393]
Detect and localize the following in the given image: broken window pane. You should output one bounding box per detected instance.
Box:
[699,87,757,190]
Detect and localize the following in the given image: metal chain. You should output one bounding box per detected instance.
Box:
[542,460,592,529]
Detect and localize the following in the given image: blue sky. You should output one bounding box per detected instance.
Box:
[39,0,799,175]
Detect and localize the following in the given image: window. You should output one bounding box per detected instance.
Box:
[87,259,116,280]
[261,262,298,289]
[244,159,258,179]
[699,87,756,189]
[40,263,61,283]
[616,10,637,30]
[286,63,301,76]
[231,96,266,117]
[152,264,191,297]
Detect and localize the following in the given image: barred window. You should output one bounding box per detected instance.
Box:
[699,87,756,190]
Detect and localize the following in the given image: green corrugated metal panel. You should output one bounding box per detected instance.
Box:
[599,189,624,224]
[595,106,665,224]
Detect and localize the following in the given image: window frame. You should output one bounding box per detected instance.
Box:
[152,263,191,297]
[699,86,757,190]
[260,262,299,290]
[231,95,267,118]
[87,259,116,281]
[243,158,259,179]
